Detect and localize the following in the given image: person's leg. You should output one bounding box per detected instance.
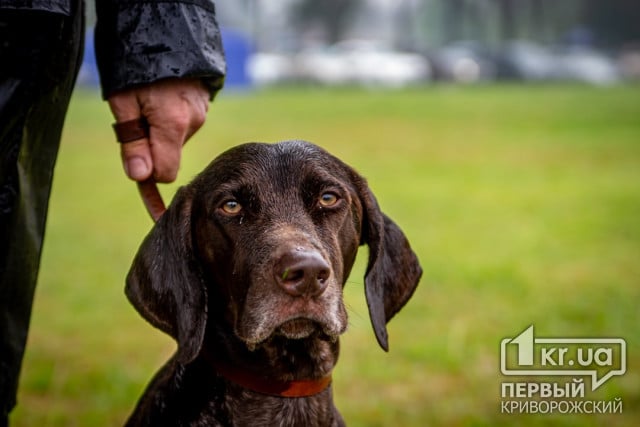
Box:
[0,2,84,423]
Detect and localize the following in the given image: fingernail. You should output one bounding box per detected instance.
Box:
[125,157,150,180]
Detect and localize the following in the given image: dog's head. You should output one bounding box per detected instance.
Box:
[126,141,422,364]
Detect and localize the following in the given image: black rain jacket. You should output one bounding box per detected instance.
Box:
[0,0,227,98]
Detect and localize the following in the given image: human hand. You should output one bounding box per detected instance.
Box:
[108,78,210,183]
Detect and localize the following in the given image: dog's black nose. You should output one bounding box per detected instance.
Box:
[274,249,330,298]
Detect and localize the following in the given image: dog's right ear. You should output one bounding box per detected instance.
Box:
[125,186,207,365]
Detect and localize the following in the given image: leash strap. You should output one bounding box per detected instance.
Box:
[137,179,166,222]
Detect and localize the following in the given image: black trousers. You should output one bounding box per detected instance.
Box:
[0,2,84,423]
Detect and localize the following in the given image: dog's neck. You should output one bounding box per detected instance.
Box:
[202,325,340,398]
[203,351,333,397]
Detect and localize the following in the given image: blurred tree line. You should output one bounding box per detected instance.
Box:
[291,0,364,44]
[84,0,639,51]
[291,0,640,48]
[441,0,639,46]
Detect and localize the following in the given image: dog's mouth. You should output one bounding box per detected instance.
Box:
[240,315,346,351]
[237,282,349,351]
[275,318,319,340]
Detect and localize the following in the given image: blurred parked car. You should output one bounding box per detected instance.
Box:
[496,41,557,81]
[429,41,496,83]
[618,46,640,81]
[247,40,625,87]
[496,41,620,85]
[618,44,640,81]
[555,47,620,85]
[247,52,297,86]
[295,39,431,87]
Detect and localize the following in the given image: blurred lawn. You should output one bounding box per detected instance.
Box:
[10,85,640,426]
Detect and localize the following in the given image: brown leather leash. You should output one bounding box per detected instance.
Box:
[113,117,167,222]
[136,178,166,222]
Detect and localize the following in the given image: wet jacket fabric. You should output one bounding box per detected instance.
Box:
[0,0,226,421]
[0,0,227,97]
[95,0,226,98]
[0,0,71,15]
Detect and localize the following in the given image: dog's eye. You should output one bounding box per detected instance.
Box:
[221,200,242,215]
[318,192,339,208]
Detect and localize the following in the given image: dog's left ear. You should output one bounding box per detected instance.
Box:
[125,186,207,365]
[354,177,422,352]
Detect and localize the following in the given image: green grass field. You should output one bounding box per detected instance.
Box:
[10,85,640,426]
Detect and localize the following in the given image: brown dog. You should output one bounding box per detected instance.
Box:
[125,141,422,426]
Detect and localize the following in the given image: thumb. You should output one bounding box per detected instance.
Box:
[120,138,153,181]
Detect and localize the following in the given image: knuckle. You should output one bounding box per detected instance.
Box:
[169,113,191,133]
[192,109,206,129]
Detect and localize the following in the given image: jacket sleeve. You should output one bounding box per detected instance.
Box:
[94,0,226,100]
